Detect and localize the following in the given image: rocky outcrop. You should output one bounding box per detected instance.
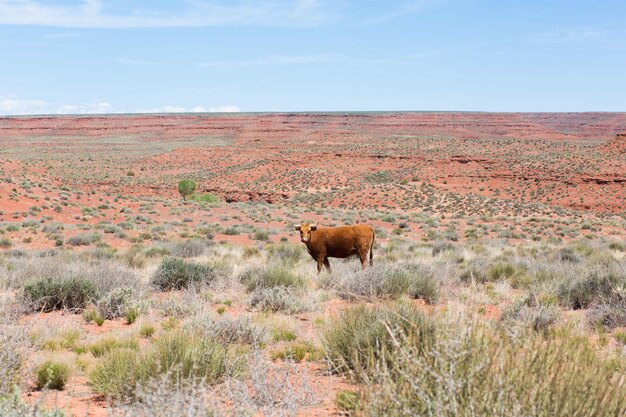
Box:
[202,187,289,204]
[602,133,626,154]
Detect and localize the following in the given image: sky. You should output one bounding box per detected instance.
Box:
[0,0,625,115]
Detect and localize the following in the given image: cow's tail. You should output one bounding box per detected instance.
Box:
[369,226,375,267]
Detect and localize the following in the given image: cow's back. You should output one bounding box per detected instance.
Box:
[316,225,374,258]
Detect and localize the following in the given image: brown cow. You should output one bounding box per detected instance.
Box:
[294,222,375,274]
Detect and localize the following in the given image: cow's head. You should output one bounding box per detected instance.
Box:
[294,222,317,243]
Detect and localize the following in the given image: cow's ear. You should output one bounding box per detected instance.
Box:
[310,225,317,231]
[294,224,301,231]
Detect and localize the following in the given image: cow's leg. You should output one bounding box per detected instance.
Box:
[324,258,332,274]
[316,256,325,275]
[358,249,368,270]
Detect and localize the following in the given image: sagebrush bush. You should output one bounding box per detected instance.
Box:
[151,257,214,290]
[0,389,65,416]
[169,239,206,258]
[188,315,268,346]
[210,351,317,416]
[325,263,439,302]
[0,324,25,395]
[95,286,138,319]
[355,315,626,417]
[110,373,210,417]
[35,361,69,390]
[240,266,306,292]
[323,302,435,375]
[23,277,96,312]
[66,233,101,246]
[5,257,141,298]
[249,287,308,314]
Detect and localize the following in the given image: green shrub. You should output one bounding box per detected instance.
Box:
[23,277,97,312]
[66,233,101,246]
[253,230,270,241]
[240,266,306,292]
[0,237,12,249]
[151,257,214,290]
[35,361,69,390]
[188,193,219,203]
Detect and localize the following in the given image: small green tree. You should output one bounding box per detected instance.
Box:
[178,179,196,201]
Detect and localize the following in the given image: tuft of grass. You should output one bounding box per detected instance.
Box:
[125,308,139,325]
[556,268,625,309]
[335,390,359,413]
[35,361,69,390]
[323,302,434,375]
[88,337,139,358]
[271,341,322,362]
[240,266,306,292]
[139,323,156,338]
[272,328,297,342]
[89,330,231,400]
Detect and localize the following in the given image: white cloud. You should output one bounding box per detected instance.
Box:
[0,96,240,115]
[197,54,402,67]
[0,96,113,115]
[0,0,342,28]
[208,105,240,112]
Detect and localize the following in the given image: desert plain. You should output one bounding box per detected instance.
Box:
[0,112,625,416]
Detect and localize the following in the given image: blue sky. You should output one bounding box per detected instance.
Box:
[0,0,625,114]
